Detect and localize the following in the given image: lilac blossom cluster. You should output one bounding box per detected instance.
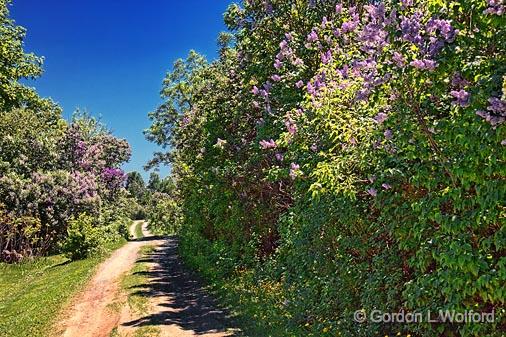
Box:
[476,97,506,126]
[483,0,505,15]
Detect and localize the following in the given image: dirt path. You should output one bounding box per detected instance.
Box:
[56,222,238,337]
[55,221,149,337]
[118,236,238,337]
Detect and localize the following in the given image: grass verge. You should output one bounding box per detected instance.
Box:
[0,239,126,337]
[134,221,144,239]
[119,244,160,337]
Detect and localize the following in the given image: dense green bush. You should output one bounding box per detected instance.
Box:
[147,0,505,336]
[60,214,104,261]
[146,192,181,235]
[0,1,134,261]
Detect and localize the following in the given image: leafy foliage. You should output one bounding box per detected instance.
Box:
[147,0,505,336]
[0,2,133,262]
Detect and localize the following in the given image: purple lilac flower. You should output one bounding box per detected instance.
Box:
[374,112,388,124]
[307,82,317,96]
[310,144,318,152]
[335,3,343,14]
[488,97,506,113]
[426,19,456,42]
[401,0,413,8]
[382,183,392,190]
[450,89,470,107]
[296,80,304,88]
[252,86,260,95]
[392,52,406,67]
[259,139,277,149]
[275,153,284,161]
[101,167,127,191]
[341,16,359,33]
[322,16,329,27]
[384,129,393,140]
[272,74,282,82]
[321,50,332,64]
[367,188,378,197]
[484,0,505,15]
[274,59,282,69]
[289,163,300,180]
[410,59,437,70]
[307,30,319,43]
[292,58,304,67]
[451,73,470,88]
[285,119,297,135]
[475,96,506,126]
[264,0,273,14]
[400,12,423,45]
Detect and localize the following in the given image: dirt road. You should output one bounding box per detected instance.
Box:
[55,221,237,337]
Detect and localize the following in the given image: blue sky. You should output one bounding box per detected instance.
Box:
[11,0,233,180]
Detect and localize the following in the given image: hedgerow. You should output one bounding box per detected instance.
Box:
[147,0,505,336]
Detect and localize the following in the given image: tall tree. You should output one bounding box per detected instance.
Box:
[126,171,146,202]
[0,0,55,111]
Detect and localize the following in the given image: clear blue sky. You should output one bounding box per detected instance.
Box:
[11,0,233,180]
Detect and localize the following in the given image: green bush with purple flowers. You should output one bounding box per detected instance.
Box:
[147,0,505,336]
[0,0,133,262]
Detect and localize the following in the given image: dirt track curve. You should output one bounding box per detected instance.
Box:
[55,221,238,337]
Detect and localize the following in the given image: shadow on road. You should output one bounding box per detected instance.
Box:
[121,235,239,336]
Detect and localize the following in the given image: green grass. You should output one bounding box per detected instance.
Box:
[134,221,144,239]
[118,244,160,337]
[120,245,155,314]
[0,239,126,337]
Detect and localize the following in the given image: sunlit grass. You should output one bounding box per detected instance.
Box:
[0,239,126,337]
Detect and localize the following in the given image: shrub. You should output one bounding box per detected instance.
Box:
[146,0,506,336]
[146,192,181,235]
[60,214,104,261]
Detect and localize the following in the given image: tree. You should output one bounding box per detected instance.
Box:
[0,0,55,111]
[125,171,147,202]
[147,172,161,192]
